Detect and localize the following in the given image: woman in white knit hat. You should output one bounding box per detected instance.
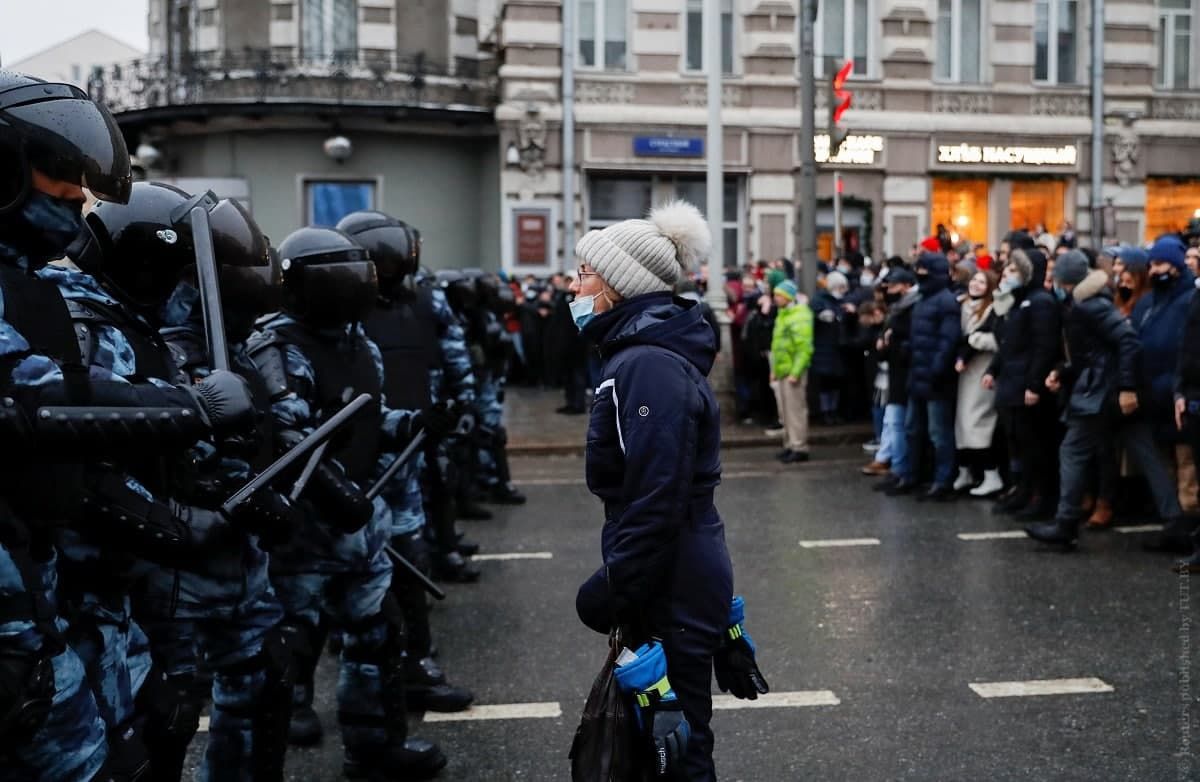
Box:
[571,202,768,780]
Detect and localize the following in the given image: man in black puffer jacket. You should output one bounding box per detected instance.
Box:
[985,244,1062,517]
[891,252,962,499]
[1027,251,1186,549]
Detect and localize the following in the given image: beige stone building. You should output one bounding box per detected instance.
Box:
[497,0,1200,274]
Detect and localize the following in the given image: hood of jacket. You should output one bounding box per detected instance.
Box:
[1009,248,1049,291]
[916,252,950,295]
[584,291,716,376]
[1072,269,1112,304]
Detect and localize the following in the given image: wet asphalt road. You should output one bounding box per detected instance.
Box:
[188,445,1196,781]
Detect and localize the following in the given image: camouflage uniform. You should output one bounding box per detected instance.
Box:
[253,313,418,756]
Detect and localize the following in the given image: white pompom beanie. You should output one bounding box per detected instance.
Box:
[575,200,713,299]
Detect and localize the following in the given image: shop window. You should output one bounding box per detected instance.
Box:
[685,0,735,74]
[935,0,982,83]
[1034,0,1078,84]
[815,0,873,77]
[579,0,628,71]
[1156,0,1195,90]
[1010,179,1067,236]
[931,178,989,250]
[305,180,376,227]
[1145,179,1200,241]
[302,0,357,62]
[586,174,742,267]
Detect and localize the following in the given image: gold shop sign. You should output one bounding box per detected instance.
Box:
[816,134,884,165]
[937,143,1078,167]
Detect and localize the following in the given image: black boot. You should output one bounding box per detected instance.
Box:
[457,499,493,521]
[1013,495,1054,521]
[993,487,1030,515]
[281,619,327,747]
[405,656,474,713]
[433,550,480,583]
[1144,517,1195,554]
[1025,517,1080,548]
[456,537,480,557]
[488,481,527,505]
[343,739,448,781]
[1175,528,1200,573]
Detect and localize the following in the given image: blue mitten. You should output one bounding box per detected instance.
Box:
[713,596,769,700]
[613,642,690,777]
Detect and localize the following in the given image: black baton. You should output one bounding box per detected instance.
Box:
[385,544,446,600]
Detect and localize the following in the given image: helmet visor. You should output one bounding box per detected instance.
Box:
[209,197,270,269]
[2,87,131,203]
[300,261,378,326]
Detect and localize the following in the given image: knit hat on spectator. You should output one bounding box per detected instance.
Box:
[1111,245,1149,273]
[1148,235,1187,272]
[1053,249,1091,285]
[576,201,712,300]
[919,236,942,253]
[766,269,787,291]
[774,279,798,303]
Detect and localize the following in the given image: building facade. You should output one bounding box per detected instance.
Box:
[89,0,502,269]
[8,30,144,88]
[496,0,1200,274]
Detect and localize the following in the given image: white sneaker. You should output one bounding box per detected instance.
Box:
[862,440,880,453]
[765,427,785,437]
[970,470,1005,497]
[952,467,975,492]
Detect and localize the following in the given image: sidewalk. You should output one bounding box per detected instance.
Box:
[505,386,872,455]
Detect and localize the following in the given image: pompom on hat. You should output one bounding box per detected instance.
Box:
[575,200,713,300]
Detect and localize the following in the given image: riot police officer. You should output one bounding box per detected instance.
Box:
[64,181,297,781]
[0,70,254,781]
[251,226,452,780]
[337,210,475,711]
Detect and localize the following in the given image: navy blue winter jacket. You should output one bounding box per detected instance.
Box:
[1132,271,1195,442]
[575,292,733,647]
[908,254,963,401]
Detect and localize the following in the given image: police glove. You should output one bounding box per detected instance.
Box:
[409,400,458,440]
[226,489,300,550]
[276,430,374,534]
[187,369,257,436]
[0,652,55,740]
[613,641,691,778]
[713,596,769,700]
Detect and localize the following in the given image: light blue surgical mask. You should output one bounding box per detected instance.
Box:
[999,276,1022,293]
[570,294,597,331]
[1052,284,1068,302]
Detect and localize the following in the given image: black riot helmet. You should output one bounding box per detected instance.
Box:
[0,71,131,213]
[436,268,479,313]
[335,210,420,290]
[71,182,278,337]
[278,226,377,328]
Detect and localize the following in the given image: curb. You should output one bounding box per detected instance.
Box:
[510,425,873,456]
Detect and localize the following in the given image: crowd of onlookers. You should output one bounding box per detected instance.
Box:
[746,225,1200,566]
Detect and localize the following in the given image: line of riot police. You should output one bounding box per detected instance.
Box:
[0,69,521,782]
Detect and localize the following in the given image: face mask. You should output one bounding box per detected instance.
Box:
[1117,286,1133,302]
[1152,271,1175,290]
[1053,284,1068,302]
[860,272,876,287]
[999,277,1022,293]
[838,265,852,276]
[884,290,902,303]
[0,190,85,268]
[830,288,845,300]
[569,294,597,331]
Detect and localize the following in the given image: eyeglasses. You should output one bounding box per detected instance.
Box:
[577,265,601,279]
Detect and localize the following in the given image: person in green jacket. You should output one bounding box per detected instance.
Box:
[770,279,815,463]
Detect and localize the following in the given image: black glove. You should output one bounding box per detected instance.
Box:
[410,400,457,440]
[646,697,690,778]
[614,641,691,778]
[276,429,374,534]
[0,652,54,740]
[713,596,769,700]
[226,489,300,550]
[187,369,257,436]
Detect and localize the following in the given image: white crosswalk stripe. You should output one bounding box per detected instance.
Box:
[1114,524,1164,534]
[969,677,1114,699]
[799,537,881,549]
[957,530,1028,541]
[422,701,563,722]
[472,551,554,561]
[712,690,841,710]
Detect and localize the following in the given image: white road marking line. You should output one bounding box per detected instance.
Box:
[1115,524,1164,534]
[957,531,1028,541]
[969,677,1114,699]
[423,701,562,723]
[197,715,210,733]
[472,552,554,561]
[516,477,588,486]
[799,537,881,549]
[712,690,841,710]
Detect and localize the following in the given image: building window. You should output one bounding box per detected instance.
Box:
[272,3,294,21]
[198,7,218,26]
[685,0,735,74]
[1010,179,1067,236]
[935,0,982,83]
[1034,0,1078,83]
[302,0,358,62]
[579,0,628,70]
[931,178,990,250]
[1156,0,1195,89]
[1145,179,1200,241]
[586,174,742,267]
[361,6,392,24]
[305,180,376,227]
[816,0,872,77]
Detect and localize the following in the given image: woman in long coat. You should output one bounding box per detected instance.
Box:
[954,270,1003,496]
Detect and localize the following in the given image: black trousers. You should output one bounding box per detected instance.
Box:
[1003,402,1058,500]
[662,633,717,782]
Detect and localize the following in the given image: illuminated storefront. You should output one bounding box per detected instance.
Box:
[1145,179,1200,241]
[931,178,990,249]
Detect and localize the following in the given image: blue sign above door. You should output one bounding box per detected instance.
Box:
[633,136,704,157]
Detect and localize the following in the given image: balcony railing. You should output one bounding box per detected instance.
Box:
[87,48,498,116]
